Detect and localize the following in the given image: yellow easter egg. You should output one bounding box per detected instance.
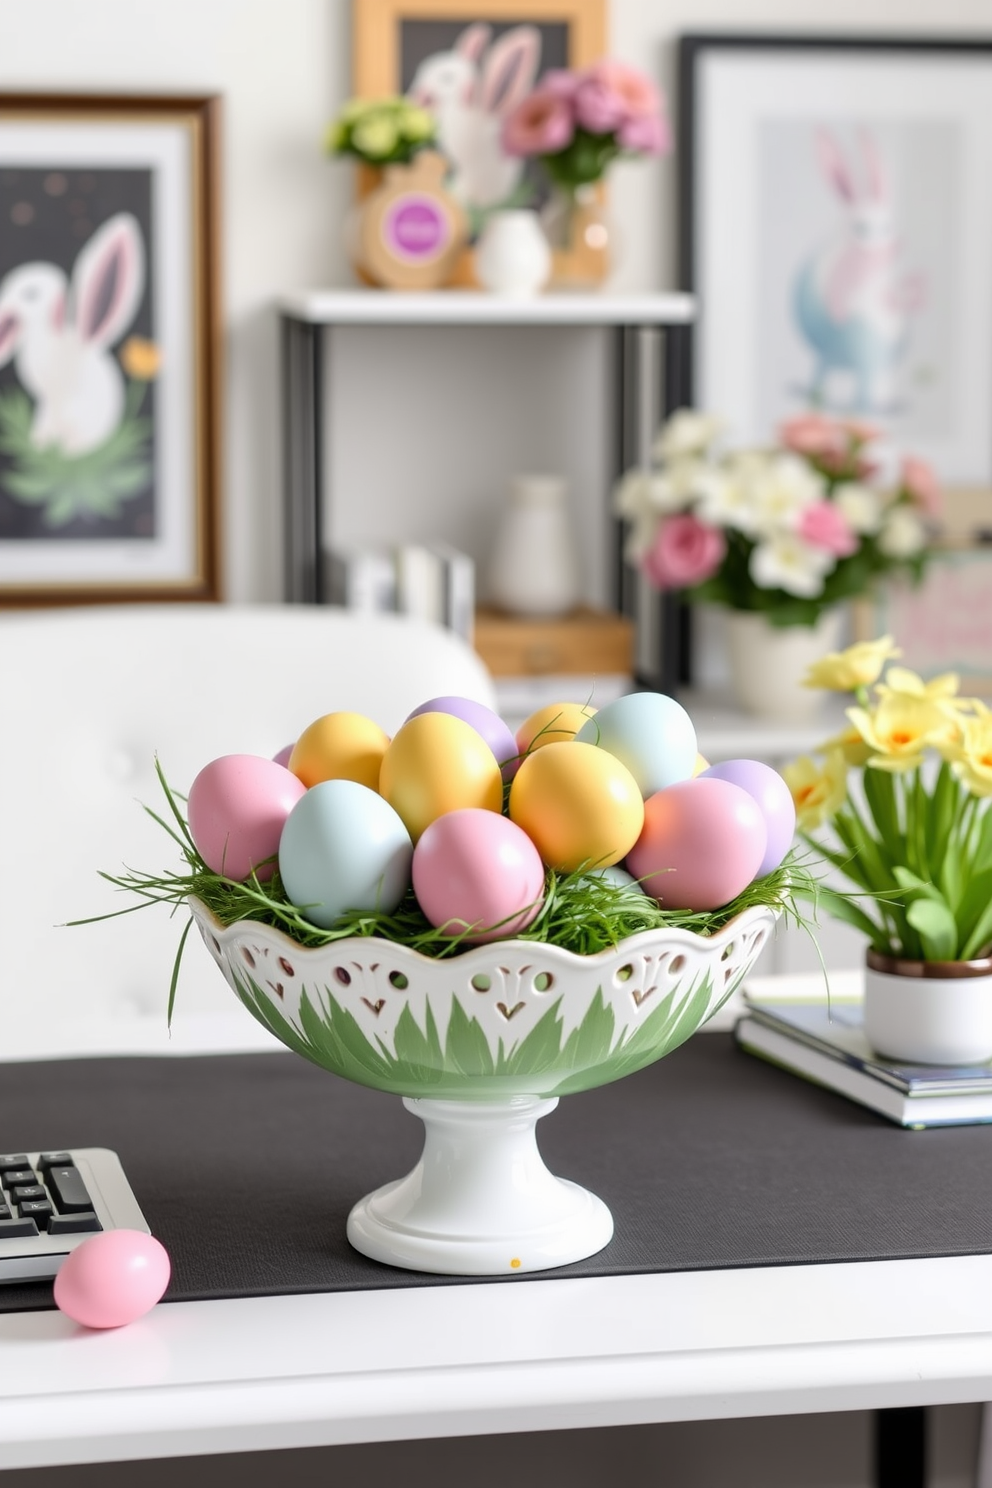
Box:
[509,740,644,872]
[515,701,597,756]
[693,752,710,777]
[379,711,503,843]
[289,711,390,791]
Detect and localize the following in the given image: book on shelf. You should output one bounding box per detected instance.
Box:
[324,544,475,639]
[324,548,396,613]
[736,996,992,1128]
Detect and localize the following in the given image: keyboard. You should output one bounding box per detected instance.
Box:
[0,1149,150,1284]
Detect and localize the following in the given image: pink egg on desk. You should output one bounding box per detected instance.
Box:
[413,808,545,942]
[54,1230,171,1330]
[188,754,306,881]
[626,777,767,911]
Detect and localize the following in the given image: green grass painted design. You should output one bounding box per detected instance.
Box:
[231,967,722,1098]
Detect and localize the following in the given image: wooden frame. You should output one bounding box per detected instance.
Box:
[679,35,992,490]
[352,0,608,286]
[853,544,992,695]
[0,93,222,605]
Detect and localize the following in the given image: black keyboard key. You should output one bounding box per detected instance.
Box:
[18,1200,53,1221]
[47,1166,94,1214]
[0,1204,11,1221]
[2,1169,36,1189]
[37,1153,73,1171]
[0,1155,28,1172]
[48,1212,102,1236]
[10,1185,46,1203]
[0,1216,39,1238]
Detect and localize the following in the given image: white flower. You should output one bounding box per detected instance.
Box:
[834,482,883,535]
[652,409,722,463]
[878,506,927,558]
[743,452,826,535]
[749,532,834,598]
[694,464,757,534]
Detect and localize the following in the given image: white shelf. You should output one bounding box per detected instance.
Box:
[279,288,696,327]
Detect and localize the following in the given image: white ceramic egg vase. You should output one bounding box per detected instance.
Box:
[191,897,776,1276]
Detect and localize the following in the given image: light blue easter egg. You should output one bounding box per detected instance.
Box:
[581,865,645,894]
[278,780,412,929]
[574,692,697,798]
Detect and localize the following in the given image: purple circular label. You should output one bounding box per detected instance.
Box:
[382,194,449,262]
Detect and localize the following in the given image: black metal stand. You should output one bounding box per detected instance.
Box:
[875,1406,926,1488]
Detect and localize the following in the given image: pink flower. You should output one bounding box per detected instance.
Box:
[502,90,574,157]
[618,111,671,156]
[642,514,726,590]
[900,456,942,519]
[574,59,660,135]
[797,501,858,558]
[538,69,581,100]
[779,413,848,461]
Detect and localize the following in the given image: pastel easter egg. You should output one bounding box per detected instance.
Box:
[413,809,545,943]
[279,779,412,929]
[273,743,295,769]
[187,755,306,881]
[406,695,519,778]
[575,691,697,797]
[379,712,503,844]
[693,753,710,777]
[700,759,797,876]
[54,1230,171,1330]
[515,701,597,756]
[627,777,767,911]
[509,740,644,872]
[289,711,390,791]
[581,864,645,894]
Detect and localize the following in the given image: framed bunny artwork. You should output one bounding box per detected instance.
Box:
[0,93,221,605]
[352,0,607,284]
[679,35,992,492]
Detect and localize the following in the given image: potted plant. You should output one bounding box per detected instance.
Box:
[500,57,671,287]
[614,410,939,720]
[784,636,992,1064]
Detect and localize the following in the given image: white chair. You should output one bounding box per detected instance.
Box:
[0,605,496,1042]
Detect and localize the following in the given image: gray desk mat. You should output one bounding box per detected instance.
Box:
[2,1033,990,1313]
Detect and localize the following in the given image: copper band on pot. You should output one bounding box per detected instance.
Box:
[866,948,992,980]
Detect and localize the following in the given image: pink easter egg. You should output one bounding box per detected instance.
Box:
[700,759,796,876]
[413,808,545,943]
[54,1230,171,1330]
[187,754,306,881]
[626,777,767,911]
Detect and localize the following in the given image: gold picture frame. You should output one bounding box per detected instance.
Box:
[0,93,222,606]
[352,0,608,286]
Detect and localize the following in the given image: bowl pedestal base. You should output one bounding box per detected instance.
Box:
[346,1094,614,1276]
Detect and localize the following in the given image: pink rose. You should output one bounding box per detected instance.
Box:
[502,90,574,157]
[538,69,581,101]
[779,413,848,460]
[574,59,660,135]
[900,456,942,519]
[618,111,671,156]
[797,501,858,558]
[642,514,726,590]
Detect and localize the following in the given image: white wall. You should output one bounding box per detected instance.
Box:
[2,0,990,603]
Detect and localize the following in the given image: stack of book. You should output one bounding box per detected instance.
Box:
[324,543,474,642]
[737,996,992,1128]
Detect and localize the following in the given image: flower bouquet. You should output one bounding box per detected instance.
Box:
[103,690,809,1276]
[325,96,437,167]
[784,637,992,1063]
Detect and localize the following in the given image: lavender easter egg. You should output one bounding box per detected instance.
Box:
[187,755,306,881]
[626,777,767,911]
[54,1230,171,1329]
[700,759,796,876]
[412,808,545,943]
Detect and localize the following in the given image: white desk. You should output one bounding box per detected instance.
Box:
[2,1003,991,1474]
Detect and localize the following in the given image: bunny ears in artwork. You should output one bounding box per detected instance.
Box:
[410,23,541,118]
[816,127,888,204]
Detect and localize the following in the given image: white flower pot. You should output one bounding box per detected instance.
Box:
[487,473,581,617]
[863,951,992,1066]
[474,209,551,298]
[725,608,843,722]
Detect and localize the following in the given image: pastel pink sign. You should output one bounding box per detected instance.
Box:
[382,195,448,263]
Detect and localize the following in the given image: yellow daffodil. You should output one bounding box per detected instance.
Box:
[802,635,900,692]
[120,337,161,380]
[820,722,873,768]
[783,749,848,829]
[948,701,992,798]
[847,693,954,772]
[875,666,967,709]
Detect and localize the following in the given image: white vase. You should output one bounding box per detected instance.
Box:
[488,474,582,618]
[474,210,551,298]
[863,952,992,1066]
[724,609,843,722]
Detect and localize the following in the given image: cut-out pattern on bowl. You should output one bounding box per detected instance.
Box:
[190,899,776,1101]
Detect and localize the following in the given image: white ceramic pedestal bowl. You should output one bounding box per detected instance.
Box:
[191,898,776,1276]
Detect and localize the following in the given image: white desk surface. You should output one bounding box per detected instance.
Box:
[3,986,992,1472]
